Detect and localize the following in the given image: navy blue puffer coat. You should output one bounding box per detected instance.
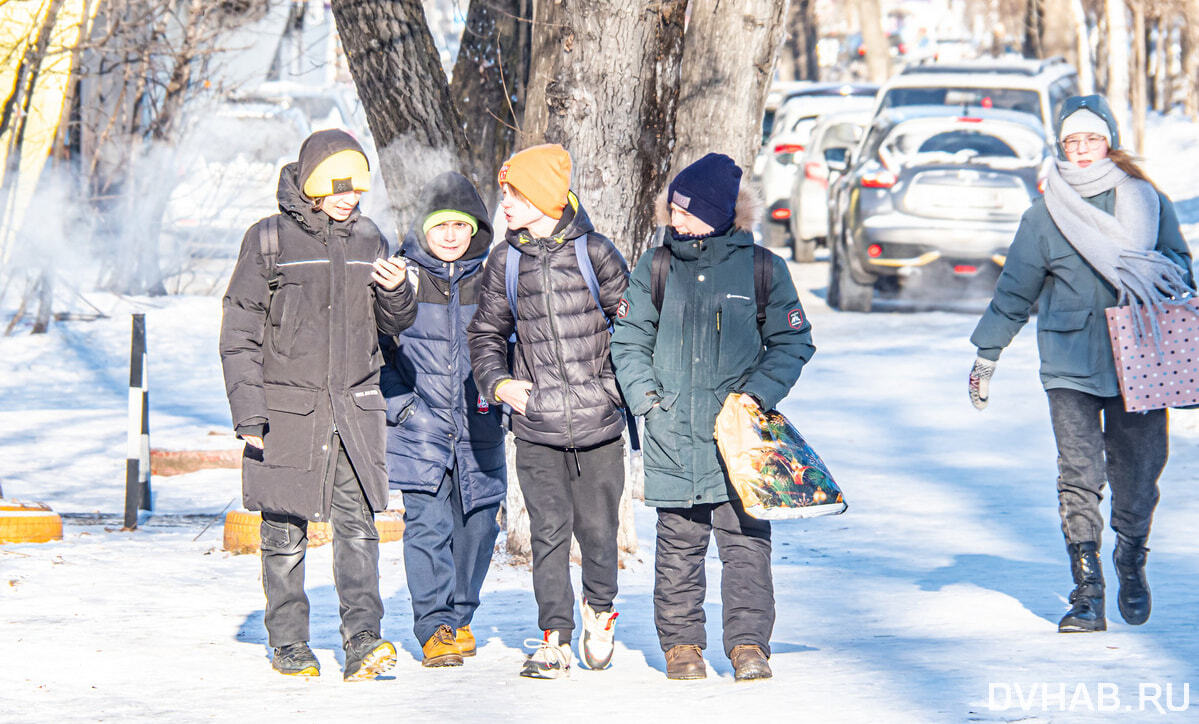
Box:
[379,173,506,513]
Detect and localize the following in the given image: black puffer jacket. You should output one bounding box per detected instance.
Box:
[219,131,416,521]
[467,193,629,449]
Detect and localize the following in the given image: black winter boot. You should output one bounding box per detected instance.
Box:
[1113,535,1151,625]
[1059,541,1106,633]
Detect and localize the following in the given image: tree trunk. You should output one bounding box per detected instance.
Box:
[450,0,532,206]
[855,0,891,84]
[1129,0,1146,153]
[1071,0,1095,93]
[521,0,687,262]
[1023,0,1044,57]
[1040,0,1077,64]
[330,0,471,234]
[673,0,789,176]
[1187,0,1199,118]
[1106,0,1132,136]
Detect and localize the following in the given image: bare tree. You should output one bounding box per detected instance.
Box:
[855,0,890,83]
[776,0,820,83]
[672,0,789,175]
[450,0,532,205]
[1187,0,1199,117]
[521,0,688,261]
[1106,0,1132,137]
[329,0,471,233]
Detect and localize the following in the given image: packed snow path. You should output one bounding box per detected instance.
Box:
[3,115,1198,722]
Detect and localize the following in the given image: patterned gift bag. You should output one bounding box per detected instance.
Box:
[1106,299,1199,412]
[714,393,847,520]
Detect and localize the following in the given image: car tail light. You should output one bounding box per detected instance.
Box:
[981,96,993,108]
[774,143,804,155]
[804,161,828,184]
[867,244,883,258]
[956,116,983,123]
[857,47,866,57]
[1037,177,1046,194]
[861,170,896,188]
[771,208,791,220]
[954,264,978,274]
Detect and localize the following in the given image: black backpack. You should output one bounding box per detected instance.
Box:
[649,243,772,331]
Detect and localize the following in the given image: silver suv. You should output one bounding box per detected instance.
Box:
[870,56,1079,139]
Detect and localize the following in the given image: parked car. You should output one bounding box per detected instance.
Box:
[786,110,871,262]
[870,56,1079,139]
[825,106,1051,312]
[756,83,878,249]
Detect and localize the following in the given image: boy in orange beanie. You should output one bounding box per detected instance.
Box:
[468,144,630,678]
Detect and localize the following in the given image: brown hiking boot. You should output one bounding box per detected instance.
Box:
[664,644,706,680]
[730,644,772,681]
[455,625,476,657]
[422,624,464,667]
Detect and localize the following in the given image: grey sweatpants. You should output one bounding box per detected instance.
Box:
[259,432,383,648]
[1046,388,1167,545]
[654,498,774,659]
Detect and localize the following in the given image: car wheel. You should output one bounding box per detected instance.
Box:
[792,236,817,263]
[827,235,873,312]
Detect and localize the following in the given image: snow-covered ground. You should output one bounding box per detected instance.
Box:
[3,114,1199,722]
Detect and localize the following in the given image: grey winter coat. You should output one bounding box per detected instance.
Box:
[971,190,1193,397]
[467,193,629,449]
[611,188,815,508]
[219,134,416,521]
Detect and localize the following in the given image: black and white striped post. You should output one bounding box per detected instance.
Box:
[123,313,152,529]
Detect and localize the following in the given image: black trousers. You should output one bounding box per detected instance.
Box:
[1046,388,1167,545]
[260,433,383,648]
[654,498,774,658]
[515,437,625,644]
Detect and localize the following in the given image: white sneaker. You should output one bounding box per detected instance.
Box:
[519,631,572,679]
[580,599,619,670]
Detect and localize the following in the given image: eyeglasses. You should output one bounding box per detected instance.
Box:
[1062,134,1107,152]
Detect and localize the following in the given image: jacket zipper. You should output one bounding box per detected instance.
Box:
[321,217,335,520]
[540,250,580,472]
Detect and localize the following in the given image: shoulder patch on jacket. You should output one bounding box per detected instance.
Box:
[617,298,629,318]
[788,308,804,329]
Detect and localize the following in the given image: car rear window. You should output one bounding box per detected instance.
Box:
[880,87,1042,118]
[879,119,1046,169]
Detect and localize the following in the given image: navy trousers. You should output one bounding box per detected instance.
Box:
[401,463,501,646]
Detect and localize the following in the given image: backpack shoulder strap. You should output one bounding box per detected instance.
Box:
[504,244,520,323]
[259,215,281,298]
[753,244,772,330]
[650,245,670,314]
[573,234,611,326]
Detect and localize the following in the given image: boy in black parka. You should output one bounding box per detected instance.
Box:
[219,129,415,680]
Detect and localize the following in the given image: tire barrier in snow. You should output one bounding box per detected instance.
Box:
[0,499,63,544]
[124,313,152,529]
[222,509,406,554]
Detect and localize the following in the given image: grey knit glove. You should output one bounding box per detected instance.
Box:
[969,357,997,410]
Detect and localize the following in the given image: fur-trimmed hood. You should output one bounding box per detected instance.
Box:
[654,183,763,232]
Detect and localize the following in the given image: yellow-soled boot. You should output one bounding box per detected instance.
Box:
[455,625,476,657]
[422,624,464,667]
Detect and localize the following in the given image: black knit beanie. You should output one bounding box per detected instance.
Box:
[667,153,742,231]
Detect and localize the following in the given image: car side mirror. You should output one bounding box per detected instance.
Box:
[824,147,849,173]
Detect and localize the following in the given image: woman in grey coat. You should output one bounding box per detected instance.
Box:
[969,95,1193,633]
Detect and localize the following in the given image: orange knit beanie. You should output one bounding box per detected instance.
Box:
[497,144,572,218]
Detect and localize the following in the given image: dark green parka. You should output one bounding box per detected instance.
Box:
[611,189,816,508]
[971,190,1193,397]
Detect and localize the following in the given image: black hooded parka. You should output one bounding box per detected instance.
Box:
[219,130,417,521]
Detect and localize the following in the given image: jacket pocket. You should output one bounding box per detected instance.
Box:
[263,384,318,469]
[643,387,683,470]
[716,297,760,375]
[1038,308,1099,378]
[269,284,304,358]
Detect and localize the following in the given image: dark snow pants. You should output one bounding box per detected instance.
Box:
[260,433,383,649]
[1046,388,1166,545]
[401,462,501,646]
[515,437,625,645]
[654,498,774,659]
